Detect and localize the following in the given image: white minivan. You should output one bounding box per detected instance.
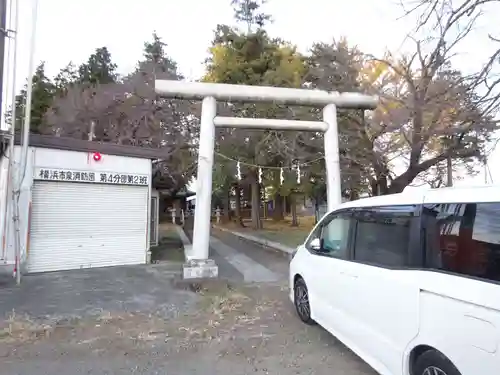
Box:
[289,185,500,375]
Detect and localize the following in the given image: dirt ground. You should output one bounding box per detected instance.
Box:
[0,279,376,375]
[0,229,377,375]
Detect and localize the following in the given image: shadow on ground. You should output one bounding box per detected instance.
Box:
[151,228,185,263]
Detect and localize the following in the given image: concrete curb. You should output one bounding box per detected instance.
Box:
[173,225,194,261]
[213,225,295,255]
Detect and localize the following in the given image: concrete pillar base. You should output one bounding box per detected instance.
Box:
[182,259,218,279]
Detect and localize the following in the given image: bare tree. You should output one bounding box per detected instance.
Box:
[401,0,500,110]
[45,59,198,191]
[357,0,500,194]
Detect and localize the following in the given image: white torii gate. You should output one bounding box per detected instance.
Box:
[155,80,378,278]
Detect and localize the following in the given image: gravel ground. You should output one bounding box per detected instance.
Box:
[0,229,376,375]
[0,279,376,375]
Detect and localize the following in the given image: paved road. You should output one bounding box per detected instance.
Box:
[0,229,376,375]
[210,228,290,282]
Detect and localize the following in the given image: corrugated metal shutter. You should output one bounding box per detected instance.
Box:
[28,181,148,273]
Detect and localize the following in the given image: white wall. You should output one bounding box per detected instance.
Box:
[2,146,152,272]
[0,152,10,264]
[34,147,151,172]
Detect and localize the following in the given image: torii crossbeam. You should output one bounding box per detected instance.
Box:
[155,80,378,278]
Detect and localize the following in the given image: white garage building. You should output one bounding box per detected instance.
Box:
[0,134,162,274]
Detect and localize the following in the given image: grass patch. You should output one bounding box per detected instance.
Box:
[257,229,310,248]
[0,310,80,343]
[171,280,274,343]
[219,215,315,248]
[261,215,315,231]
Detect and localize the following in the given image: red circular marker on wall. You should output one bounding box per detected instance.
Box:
[93,152,102,162]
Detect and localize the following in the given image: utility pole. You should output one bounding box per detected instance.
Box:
[88,121,95,141]
[0,0,8,123]
[484,157,492,185]
[14,0,39,285]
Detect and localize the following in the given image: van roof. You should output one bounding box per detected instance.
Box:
[339,185,500,210]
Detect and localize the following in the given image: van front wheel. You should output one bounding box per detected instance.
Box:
[414,350,461,375]
[293,278,314,325]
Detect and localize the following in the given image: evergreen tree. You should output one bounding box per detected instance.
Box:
[54,62,79,95]
[130,33,193,192]
[231,0,272,33]
[141,32,179,75]
[133,32,183,85]
[9,62,55,134]
[78,47,117,85]
[205,1,307,228]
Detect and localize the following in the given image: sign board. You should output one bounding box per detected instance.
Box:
[34,168,149,186]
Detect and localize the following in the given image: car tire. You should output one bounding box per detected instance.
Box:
[414,349,461,375]
[294,277,315,325]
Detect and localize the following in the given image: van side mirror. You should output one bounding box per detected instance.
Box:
[309,237,321,251]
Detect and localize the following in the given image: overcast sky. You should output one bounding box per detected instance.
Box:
[5,0,500,187]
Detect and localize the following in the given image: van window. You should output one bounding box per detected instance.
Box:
[321,216,351,258]
[423,203,500,282]
[353,206,415,267]
[306,211,353,259]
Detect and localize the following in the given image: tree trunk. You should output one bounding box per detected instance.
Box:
[223,186,230,222]
[234,184,244,227]
[374,173,415,195]
[290,194,298,227]
[348,189,359,201]
[370,175,390,196]
[383,153,460,195]
[446,155,453,187]
[261,184,267,219]
[250,172,262,230]
[272,193,284,221]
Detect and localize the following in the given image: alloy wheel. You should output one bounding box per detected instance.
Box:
[295,282,310,320]
[423,366,448,375]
